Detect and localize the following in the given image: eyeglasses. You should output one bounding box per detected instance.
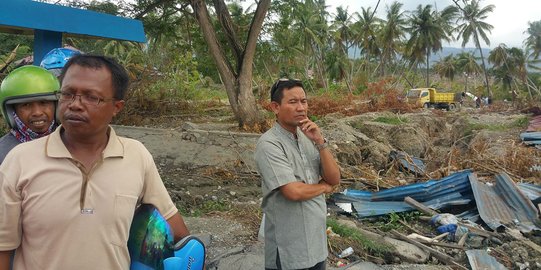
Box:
[270,78,302,101]
[56,91,115,106]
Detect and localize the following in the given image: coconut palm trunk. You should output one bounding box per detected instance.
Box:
[474,33,492,98]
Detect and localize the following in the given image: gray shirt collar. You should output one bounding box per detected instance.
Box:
[273,122,298,142]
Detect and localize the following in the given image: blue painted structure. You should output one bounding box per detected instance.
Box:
[0,0,146,65]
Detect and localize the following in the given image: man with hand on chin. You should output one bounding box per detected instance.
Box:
[255,79,340,270]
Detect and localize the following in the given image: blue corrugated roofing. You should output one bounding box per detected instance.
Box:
[335,170,541,221]
[342,170,472,202]
[521,132,541,146]
[469,173,541,232]
[335,170,474,217]
[349,192,471,217]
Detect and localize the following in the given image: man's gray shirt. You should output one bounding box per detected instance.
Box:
[0,133,20,164]
[255,123,327,269]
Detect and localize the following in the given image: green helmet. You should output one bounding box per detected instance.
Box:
[0,65,60,128]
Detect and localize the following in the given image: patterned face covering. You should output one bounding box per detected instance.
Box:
[10,111,56,143]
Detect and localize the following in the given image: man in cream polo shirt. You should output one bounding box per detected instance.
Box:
[0,55,190,269]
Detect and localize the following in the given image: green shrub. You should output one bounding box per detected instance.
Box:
[327,218,393,256]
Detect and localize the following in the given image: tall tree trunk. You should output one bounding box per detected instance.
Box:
[426,48,430,87]
[474,33,492,98]
[190,0,269,128]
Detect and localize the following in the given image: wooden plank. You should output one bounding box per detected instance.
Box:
[457,232,468,247]
[390,230,468,270]
[432,232,449,241]
[404,196,438,216]
[418,239,465,250]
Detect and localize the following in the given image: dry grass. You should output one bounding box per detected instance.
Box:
[224,204,262,241]
[258,79,415,122]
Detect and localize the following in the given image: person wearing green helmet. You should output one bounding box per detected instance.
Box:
[0,65,60,164]
[0,55,190,270]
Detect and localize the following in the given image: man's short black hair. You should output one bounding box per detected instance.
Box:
[270,79,304,103]
[59,54,129,100]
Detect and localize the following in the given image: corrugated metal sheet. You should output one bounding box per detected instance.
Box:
[466,250,508,270]
[341,170,472,202]
[456,209,481,223]
[521,131,541,146]
[349,192,471,217]
[334,170,473,217]
[371,169,472,202]
[469,173,541,232]
[335,171,541,220]
[389,150,426,176]
[518,183,541,202]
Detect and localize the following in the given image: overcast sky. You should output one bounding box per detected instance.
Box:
[325,0,540,49]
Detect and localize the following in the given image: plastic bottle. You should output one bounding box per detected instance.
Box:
[338,247,354,258]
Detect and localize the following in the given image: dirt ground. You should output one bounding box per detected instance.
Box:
[114,103,541,269]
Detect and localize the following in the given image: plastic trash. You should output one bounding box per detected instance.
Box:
[338,247,354,258]
[430,213,458,226]
[436,223,457,235]
[454,225,469,242]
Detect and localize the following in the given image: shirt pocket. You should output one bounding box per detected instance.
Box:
[110,194,138,246]
[307,155,321,184]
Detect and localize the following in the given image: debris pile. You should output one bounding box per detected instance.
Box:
[329,168,541,269]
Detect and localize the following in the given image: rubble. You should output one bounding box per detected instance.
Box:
[113,108,541,269]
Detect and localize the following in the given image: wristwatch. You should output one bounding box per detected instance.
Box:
[315,138,328,151]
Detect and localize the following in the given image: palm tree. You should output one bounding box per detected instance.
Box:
[489,45,514,94]
[332,6,354,53]
[405,4,458,87]
[292,0,330,89]
[454,0,495,98]
[269,2,304,77]
[379,1,407,76]
[433,54,457,81]
[329,6,354,83]
[489,44,530,98]
[525,20,541,60]
[456,51,481,93]
[352,7,381,62]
